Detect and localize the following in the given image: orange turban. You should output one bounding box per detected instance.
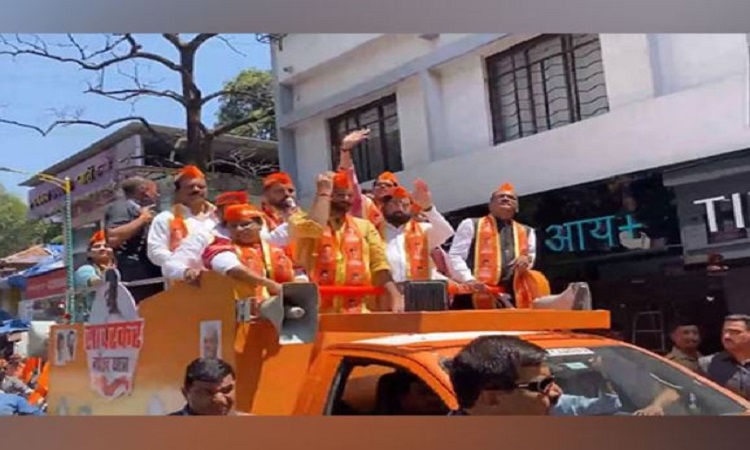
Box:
[377,171,399,185]
[263,172,294,190]
[224,204,263,223]
[90,230,106,245]
[332,171,352,190]
[175,165,205,182]
[494,182,516,196]
[390,186,411,200]
[215,191,249,207]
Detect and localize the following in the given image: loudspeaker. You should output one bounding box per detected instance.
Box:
[401,281,448,312]
[254,282,320,344]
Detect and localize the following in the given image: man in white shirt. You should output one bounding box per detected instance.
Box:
[147,165,219,278]
[380,180,454,283]
[165,192,291,284]
[447,182,538,309]
[202,204,306,319]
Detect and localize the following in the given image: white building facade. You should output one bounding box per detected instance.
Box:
[271,33,750,210]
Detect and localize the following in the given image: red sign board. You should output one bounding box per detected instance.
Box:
[25,268,67,300]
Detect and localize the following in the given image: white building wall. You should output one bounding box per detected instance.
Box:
[274,34,750,210]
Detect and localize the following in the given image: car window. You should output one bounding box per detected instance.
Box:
[546,346,748,416]
[324,357,449,416]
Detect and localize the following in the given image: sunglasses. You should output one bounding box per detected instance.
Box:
[516,376,556,394]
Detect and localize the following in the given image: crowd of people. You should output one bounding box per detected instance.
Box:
[73,128,554,314]
[53,127,748,416]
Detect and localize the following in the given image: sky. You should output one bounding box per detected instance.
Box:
[0,33,271,200]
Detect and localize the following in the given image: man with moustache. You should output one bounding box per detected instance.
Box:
[147,165,218,280]
[163,190,250,284]
[379,183,454,283]
[164,192,292,285]
[261,172,299,230]
[105,176,162,302]
[666,318,703,373]
[698,314,750,400]
[448,182,539,309]
[288,171,403,314]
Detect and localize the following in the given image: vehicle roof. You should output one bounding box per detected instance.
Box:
[331,330,621,357]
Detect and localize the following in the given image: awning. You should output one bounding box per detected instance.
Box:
[7,244,66,290]
[0,318,31,335]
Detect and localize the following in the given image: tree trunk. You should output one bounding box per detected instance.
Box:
[179,45,205,168]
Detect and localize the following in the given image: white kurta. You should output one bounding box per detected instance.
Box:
[147,204,219,276]
[164,222,292,281]
[383,207,455,283]
[447,218,537,283]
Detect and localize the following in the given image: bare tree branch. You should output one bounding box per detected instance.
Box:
[215,36,247,57]
[85,86,185,105]
[161,34,183,48]
[208,115,263,139]
[0,116,159,137]
[190,34,218,49]
[206,148,278,181]
[0,33,182,72]
[201,88,265,106]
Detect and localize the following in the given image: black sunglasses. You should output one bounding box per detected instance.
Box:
[516,376,556,394]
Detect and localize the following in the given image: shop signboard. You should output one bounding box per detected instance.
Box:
[27,134,144,220]
[25,268,67,300]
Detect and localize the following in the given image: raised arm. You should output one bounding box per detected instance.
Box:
[411,179,455,248]
[338,129,370,217]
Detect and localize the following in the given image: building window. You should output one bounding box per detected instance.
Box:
[486,34,610,145]
[329,94,403,182]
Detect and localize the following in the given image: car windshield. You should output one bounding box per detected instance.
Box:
[545,345,748,416]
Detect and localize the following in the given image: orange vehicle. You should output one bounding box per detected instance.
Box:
[44,272,750,416]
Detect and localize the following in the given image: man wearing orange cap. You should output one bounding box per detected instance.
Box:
[447,183,538,309]
[288,171,403,314]
[201,204,306,307]
[379,182,455,283]
[163,190,249,283]
[147,165,219,279]
[261,172,299,230]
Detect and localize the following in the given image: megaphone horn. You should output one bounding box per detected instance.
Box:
[254,283,320,344]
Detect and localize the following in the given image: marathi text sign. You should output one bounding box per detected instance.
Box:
[28,150,116,218]
[83,320,144,399]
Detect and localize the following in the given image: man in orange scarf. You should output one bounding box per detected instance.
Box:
[147,165,218,279]
[289,171,403,314]
[380,182,455,283]
[164,190,250,284]
[447,183,539,309]
[261,172,299,230]
[201,203,304,302]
